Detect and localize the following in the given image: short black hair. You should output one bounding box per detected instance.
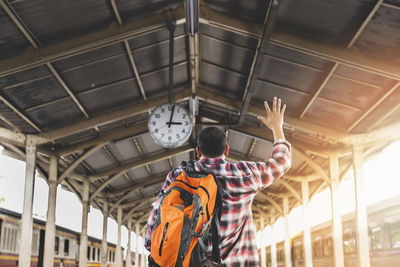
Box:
[197,127,226,158]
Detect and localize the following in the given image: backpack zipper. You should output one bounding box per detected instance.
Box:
[159,222,169,256]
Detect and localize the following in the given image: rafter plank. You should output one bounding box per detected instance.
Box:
[0,5,185,77]
[300,63,339,118]
[107,173,166,197]
[239,0,281,124]
[46,63,90,118]
[0,0,39,48]
[347,0,384,48]
[0,95,42,132]
[124,40,147,101]
[346,81,400,133]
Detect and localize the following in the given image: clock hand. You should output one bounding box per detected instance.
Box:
[167,122,182,125]
[167,104,175,128]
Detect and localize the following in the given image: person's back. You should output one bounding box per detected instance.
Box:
[145,97,291,266]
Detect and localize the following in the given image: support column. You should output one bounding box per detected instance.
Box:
[79,179,90,267]
[283,197,291,267]
[140,229,145,267]
[260,217,266,267]
[43,155,58,267]
[301,180,313,267]
[101,201,108,267]
[353,146,370,267]
[126,219,132,267]
[18,136,37,267]
[329,155,345,267]
[116,207,123,267]
[270,210,277,267]
[135,223,140,267]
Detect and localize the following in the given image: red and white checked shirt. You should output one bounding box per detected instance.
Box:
[145,139,292,266]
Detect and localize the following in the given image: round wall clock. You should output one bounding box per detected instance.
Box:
[148,103,193,148]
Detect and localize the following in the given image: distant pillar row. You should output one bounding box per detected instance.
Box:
[329,155,345,267]
[101,202,108,267]
[135,223,140,267]
[260,217,266,267]
[116,207,123,267]
[43,155,58,267]
[18,136,37,267]
[301,180,313,267]
[270,209,277,267]
[283,197,291,267]
[79,179,90,267]
[352,146,371,267]
[126,219,132,267]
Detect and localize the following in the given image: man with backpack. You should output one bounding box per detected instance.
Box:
[145,97,292,266]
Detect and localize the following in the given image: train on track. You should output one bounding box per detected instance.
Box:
[266,195,400,267]
[0,208,122,267]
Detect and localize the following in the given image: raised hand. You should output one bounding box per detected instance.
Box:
[257,97,286,140]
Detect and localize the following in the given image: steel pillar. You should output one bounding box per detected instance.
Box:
[101,202,108,267]
[43,155,58,267]
[283,197,292,267]
[126,219,132,267]
[329,155,345,267]
[18,136,37,267]
[353,146,371,267]
[270,210,277,267]
[116,207,123,267]
[301,180,313,267]
[135,223,140,267]
[260,216,266,267]
[79,179,90,267]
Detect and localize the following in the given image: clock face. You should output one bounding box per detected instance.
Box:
[148,103,193,148]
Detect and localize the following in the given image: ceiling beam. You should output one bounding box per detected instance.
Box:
[347,0,384,48]
[90,145,192,181]
[238,0,281,124]
[278,179,303,204]
[0,5,186,77]
[46,63,90,118]
[124,40,147,101]
[38,88,192,142]
[106,173,166,197]
[122,195,155,222]
[346,81,400,133]
[270,30,400,81]
[0,0,39,49]
[58,143,105,184]
[55,123,148,156]
[198,5,400,81]
[89,146,192,201]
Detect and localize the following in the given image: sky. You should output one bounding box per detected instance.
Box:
[1,140,400,253]
[0,149,146,255]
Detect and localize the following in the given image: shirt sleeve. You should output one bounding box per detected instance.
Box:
[144,167,182,251]
[245,139,292,192]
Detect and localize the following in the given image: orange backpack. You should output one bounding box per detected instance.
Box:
[149,161,223,267]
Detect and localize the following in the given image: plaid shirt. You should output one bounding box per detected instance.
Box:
[145,139,291,266]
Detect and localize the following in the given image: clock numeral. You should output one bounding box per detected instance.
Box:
[185,121,189,126]
[155,114,161,119]
[182,129,185,133]
[168,105,173,111]
[177,108,180,113]
[151,121,156,126]
[161,134,165,138]
[182,114,186,119]
[168,136,172,141]
[161,108,165,113]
